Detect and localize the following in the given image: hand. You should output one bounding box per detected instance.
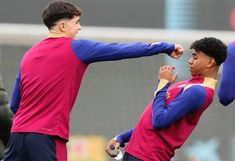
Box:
[158,66,178,83]
[106,139,121,157]
[170,44,184,59]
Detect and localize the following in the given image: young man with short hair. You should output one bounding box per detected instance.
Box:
[106,37,227,161]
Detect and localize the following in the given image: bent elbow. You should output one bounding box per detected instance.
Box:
[218,93,234,106]
[219,98,233,106]
[218,89,235,106]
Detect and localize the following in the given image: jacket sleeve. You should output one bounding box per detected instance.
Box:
[114,128,134,147]
[218,42,235,106]
[71,39,174,64]
[10,70,21,114]
[152,79,206,129]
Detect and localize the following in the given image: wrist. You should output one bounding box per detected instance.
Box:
[162,42,175,55]
[114,135,125,147]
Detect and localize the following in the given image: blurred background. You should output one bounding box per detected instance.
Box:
[0,0,235,161]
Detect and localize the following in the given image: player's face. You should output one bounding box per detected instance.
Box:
[188,49,213,76]
[63,16,81,38]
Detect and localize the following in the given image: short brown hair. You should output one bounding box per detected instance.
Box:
[42,0,82,29]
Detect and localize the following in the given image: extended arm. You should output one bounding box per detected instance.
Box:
[218,42,235,106]
[151,66,205,129]
[71,39,183,64]
[10,70,21,114]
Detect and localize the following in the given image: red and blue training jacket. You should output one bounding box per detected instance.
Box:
[116,76,216,161]
[10,37,174,141]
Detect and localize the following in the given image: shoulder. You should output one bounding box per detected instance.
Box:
[71,39,97,45]
[183,84,205,92]
[183,84,206,99]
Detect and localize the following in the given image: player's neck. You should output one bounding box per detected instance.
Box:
[202,68,218,79]
[48,28,67,38]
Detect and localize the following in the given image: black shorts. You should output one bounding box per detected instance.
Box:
[3,132,67,161]
[123,152,143,161]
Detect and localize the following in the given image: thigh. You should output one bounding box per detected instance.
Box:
[122,152,143,161]
[26,133,67,161]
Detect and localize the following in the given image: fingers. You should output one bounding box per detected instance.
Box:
[175,44,184,54]
[175,44,184,56]
[158,65,178,83]
[160,65,175,72]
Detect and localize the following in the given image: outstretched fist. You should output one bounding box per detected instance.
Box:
[170,44,184,59]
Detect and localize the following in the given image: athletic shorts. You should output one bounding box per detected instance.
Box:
[122,152,143,161]
[3,132,67,161]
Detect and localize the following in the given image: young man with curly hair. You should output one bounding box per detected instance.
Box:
[106,37,227,161]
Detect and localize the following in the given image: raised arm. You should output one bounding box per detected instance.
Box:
[218,42,235,106]
[152,80,205,129]
[71,39,183,64]
[151,66,205,129]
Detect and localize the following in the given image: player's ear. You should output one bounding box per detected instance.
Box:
[58,21,66,32]
[207,57,216,67]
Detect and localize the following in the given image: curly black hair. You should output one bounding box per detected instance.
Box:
[190,37,227,65]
